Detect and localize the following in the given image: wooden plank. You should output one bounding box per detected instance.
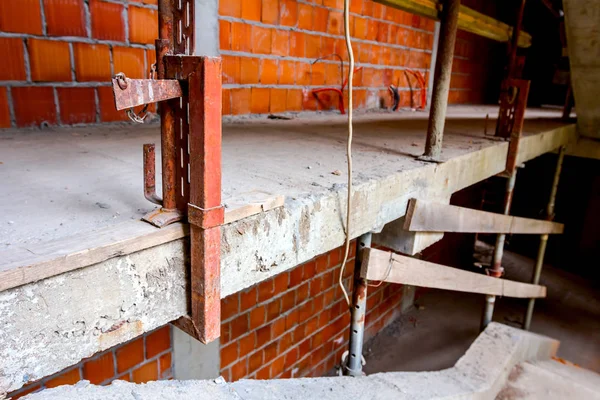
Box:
[362,248,546,298]
[224,192,285,225]
[404,199,564,234]
[374,0,532,47]
[0,194,285,293]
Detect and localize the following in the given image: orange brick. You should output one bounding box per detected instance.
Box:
[222,55,240,84]
[12,87,56,127]
[354,17,367,39]
[73,43,111,82]
[289,31,305,58]
[231,359,248,381]
[46,368,81,388]
[44,0,86,36]
[113,46,146,79]
[314,7,329,32]
[0,88,11,128]
[248,351,263,373]
[274,273,289,295]
[97,86,128,122]
[258,279,274,302]
[240,287,258,311]
[6,384,42,400]
[240,57,260,84]
[262,0,279,24]
[222,294,240,321]
[82,352,115,384]
[231,22,252,52]
[250,305,266,329]
[251,87,270,114]
[146,325,171,358]
[266,298,281,322]
[242,0,261,21]
[305,34,321,59]
[239,333,255,358]
[271,30,289,56]
[269,88,287,113]
[222,88,232,115]
[57,87,96,124]
[90,0,125,41]
[220,20,231,50]
[260,59,278,84]
[311,62,325,86]
[231,88,251,115]
[263,342,278,363]
[325,63,342,85]
[116,337,144,373]
[279,0,297,27]
[0,38,26,81]
[131,361,158,383]
[296,62,311,86]
[286,89,302,111]
[0,0,42,34]
[159,353,172,378]
[271,316,286,338]
[252,26,272,54]
[271,354,285,377]
[298,4,312,30]
[328,11,343,35]
[220,0,242,17]
[28,39,71,82]
[230,313,250,340]
[256,364,270,379]
[221,341,238,368]
[129,6,158,44]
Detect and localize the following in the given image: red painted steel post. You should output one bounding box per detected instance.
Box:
[187,57,223,343]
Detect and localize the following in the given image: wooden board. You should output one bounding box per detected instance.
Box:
[362,248,546,298]
[404,199,564,234]
[0,194,284,292]
[374,0,532,47]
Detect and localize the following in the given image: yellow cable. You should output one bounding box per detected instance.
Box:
[338,0,354,308]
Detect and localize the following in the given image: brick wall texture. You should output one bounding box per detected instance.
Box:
[0,0,493,128]
[7,325,173,399]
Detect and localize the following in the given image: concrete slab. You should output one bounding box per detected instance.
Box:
[0,106,577,394]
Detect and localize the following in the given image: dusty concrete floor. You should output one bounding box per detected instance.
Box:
[0,106,567,249]
[363,247,600,374]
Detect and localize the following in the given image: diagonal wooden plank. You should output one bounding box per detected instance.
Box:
[404,198,564,234]
[361,248,546,298]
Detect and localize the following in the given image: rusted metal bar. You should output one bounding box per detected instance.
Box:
[344,233,372,377]
[422,0,461,160]
[143,144,162,205]
[111,77,182,110]
[173,56,223,344]
[506,0,527,79]
[524,146,565,330]
[481,79,530,331]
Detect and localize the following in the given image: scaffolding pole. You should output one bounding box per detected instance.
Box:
[523,146,566,330]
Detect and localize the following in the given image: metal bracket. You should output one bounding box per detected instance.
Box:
[188,204,225,229]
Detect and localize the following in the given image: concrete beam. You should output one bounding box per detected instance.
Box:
[0,123,576,394]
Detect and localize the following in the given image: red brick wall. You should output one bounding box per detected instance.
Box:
[219,242,406,380]
[0,0,497,128]
[7,325,173,399]
[0,0,158,128]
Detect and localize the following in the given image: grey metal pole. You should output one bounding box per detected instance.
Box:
[422,0,460,160]
[524,147,565,330]
[345,232,372,377]
[481,169,517,330]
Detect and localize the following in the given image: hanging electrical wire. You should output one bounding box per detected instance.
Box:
[338,0,355,308]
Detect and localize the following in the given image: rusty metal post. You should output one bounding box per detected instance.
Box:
[481,169,517,330]
[345,233,372,377]
[143,144,162,205]
[506,0,527,79]
[422,0,460,160]
[523,146,565,330]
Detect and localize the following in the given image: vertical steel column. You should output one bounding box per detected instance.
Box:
[506,0,527,79]
[523,146,565,330]
[345,233,372,377]
[481,170,517,330]
[422,0,460,160]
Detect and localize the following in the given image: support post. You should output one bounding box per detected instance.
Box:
[481,169,517,330]
[523,146,565,330]
[422,0,460,160]
[506,0,527,79]
[345,233,372,377]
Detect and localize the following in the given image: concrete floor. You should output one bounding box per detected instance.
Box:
[363,246,600,374]
[0,105,567,249]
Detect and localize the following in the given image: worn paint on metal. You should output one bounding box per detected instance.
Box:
[111,78,182,110]
[143,144,162,205]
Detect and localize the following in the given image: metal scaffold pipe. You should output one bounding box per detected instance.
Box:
[423,0,461,160]
[523,146,566,330]
[345,233,372,377]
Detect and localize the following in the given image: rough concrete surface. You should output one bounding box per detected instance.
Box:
[19,323,561,400]
[0,107,576,394]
